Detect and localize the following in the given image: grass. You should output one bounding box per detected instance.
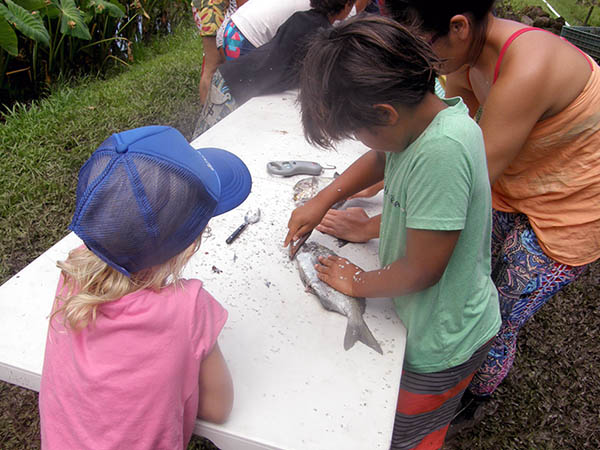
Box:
[0,22,203,286]
[1,3,600,449]
[0,19,215,450]
[505,0,600,25]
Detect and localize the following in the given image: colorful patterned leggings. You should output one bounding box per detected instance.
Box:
[468,210,588,396]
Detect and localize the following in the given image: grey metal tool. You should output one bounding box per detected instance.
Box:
[266,160,335,177]
[226,209,261,244]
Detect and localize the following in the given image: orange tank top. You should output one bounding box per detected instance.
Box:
[491,30,600,265]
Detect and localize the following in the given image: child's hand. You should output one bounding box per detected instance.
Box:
[316,207,376,242]
[315,255,364,297]
[284,199,329,247]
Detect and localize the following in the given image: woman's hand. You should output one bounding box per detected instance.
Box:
[316,208,380,242]
[315,255,364,297]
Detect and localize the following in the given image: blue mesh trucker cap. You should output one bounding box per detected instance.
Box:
[69,125,252,276]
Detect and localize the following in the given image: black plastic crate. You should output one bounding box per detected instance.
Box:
[561,26,600,64]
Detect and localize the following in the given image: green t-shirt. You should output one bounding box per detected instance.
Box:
[379,97,500,373]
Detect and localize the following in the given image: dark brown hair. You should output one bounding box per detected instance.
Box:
[386,0,495,35]
[299,14,440,148]
[386,0,496,64]
[310,0,355,17]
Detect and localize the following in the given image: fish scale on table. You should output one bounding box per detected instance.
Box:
[294,241,383,355]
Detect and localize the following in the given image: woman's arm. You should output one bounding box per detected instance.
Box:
[197,342,233,424]
[445,69,480,117]
[444,61,548,184]
[478,72,546,184]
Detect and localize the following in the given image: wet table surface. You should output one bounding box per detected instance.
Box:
[0,91,406,450]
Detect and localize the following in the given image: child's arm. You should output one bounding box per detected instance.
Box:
[349,180,384,199]
[316,208,381,243]
[316,227,460,298]
[197,342,234,424]
[284,150,385,246]
[315,180,384,242]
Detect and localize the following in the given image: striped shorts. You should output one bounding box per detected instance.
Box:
[392,340,493,450]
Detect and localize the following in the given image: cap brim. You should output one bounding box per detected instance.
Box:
[197,148,252,216]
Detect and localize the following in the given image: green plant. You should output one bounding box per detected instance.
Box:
[0,0,190,107]
[581,0,598,25]
[0,22,203,284]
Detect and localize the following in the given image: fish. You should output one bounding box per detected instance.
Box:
[295,241,383,355]
[292,175,346,209]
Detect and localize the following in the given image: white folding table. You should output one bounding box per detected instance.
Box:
[0,91,406,450]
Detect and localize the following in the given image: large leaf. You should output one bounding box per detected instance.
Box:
[40,1,61,20]
[88,0,124,18]
[13,0,46,11]
[57,0,91,40]
[0,0,49,46]
[0,16,18,55]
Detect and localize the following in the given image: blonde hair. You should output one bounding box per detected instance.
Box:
[52,238,202,331]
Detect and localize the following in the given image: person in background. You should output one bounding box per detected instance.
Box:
[193,0,355,138]
[192,0,247,103]
[285,15,500,449]
[192,0,229,103]
[222,0,312,61]
[39,126,252,449]
[220,0,375,62]
[215,0,248,55]
[386,0,600,434]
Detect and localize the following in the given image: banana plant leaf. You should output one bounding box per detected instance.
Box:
[0,15,18,55]
[0,0,50,46]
